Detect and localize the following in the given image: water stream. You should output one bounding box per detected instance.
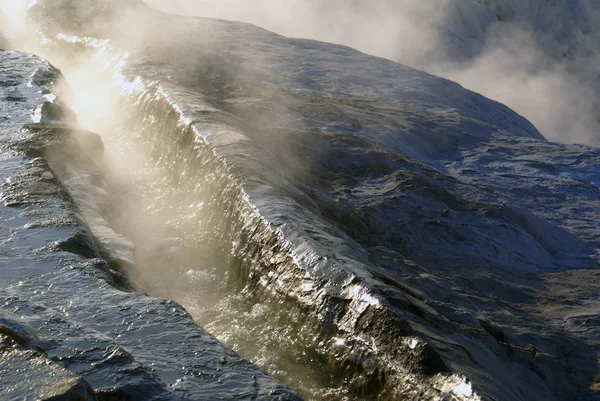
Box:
[50,43,372,401]
[102,121,357,401]
[2,2,599,400]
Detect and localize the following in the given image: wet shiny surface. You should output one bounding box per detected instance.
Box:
[5,1,600,400]
[0,50,301,400]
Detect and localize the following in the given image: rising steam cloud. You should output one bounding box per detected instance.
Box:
[143,0,600,145]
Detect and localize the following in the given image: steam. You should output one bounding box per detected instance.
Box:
[442,30,600,146]
[1,3,597,398]
[143,0,451,64]
[0,0,29,39]
[4,0,599,144]
[143,0,600,145]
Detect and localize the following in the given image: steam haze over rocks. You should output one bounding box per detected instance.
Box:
[0,1,599,400]
[145,0,600,146]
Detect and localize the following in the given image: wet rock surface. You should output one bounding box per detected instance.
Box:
[1,312,98,401]
[9,1,600,400]
[0,50,300,400]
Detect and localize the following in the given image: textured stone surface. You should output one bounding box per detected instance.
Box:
[3,1,599,400]
[0,316,98,401]
[0,50,300,400]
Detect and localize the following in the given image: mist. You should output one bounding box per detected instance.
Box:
[1,2,599,400]
[143,0,600,145]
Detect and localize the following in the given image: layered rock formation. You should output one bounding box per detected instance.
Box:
[0,1,598,400]
[0,50,300,400]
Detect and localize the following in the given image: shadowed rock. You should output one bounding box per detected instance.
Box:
[32,101,78,125]
[56,230,101,258]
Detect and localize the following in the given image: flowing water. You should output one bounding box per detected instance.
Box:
[47,43,371,401]
[101,119,359,401]
[5,2,600,400]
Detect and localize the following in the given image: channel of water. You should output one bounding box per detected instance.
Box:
[46,36,377,401]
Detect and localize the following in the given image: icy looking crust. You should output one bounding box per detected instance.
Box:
[18,0,600,400]
[0,51,301,400]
